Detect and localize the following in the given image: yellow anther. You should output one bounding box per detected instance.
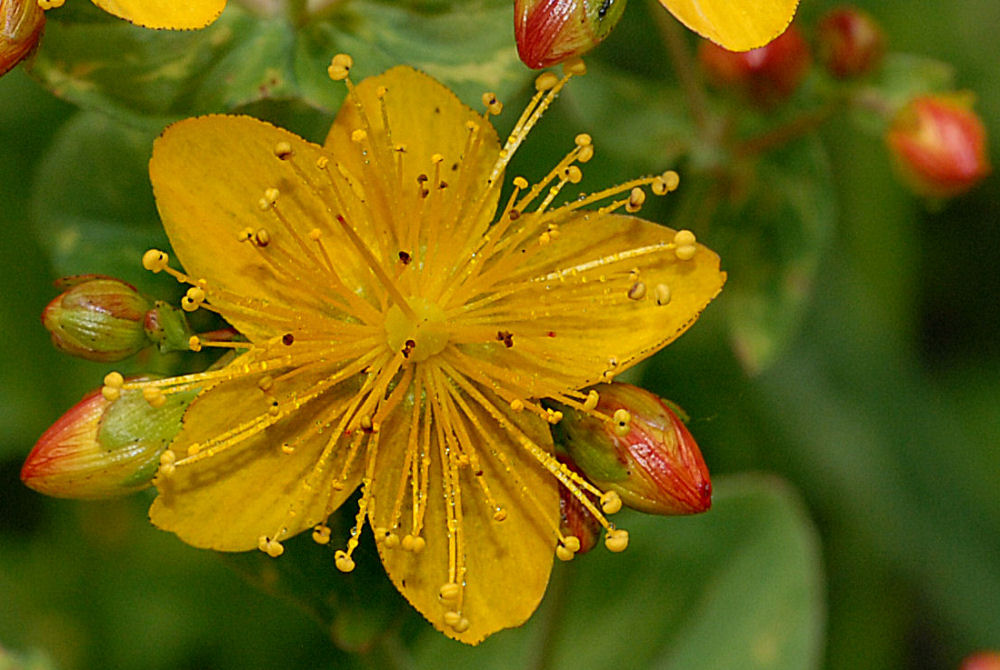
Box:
[654,283,672,306]
[264,187,280,204]
[101,386,121,401]
[481,92,503,115]
[187,443,201,456]
[493,507,508,522]
[403,535,426,553]
[439,583,461,601]
[142,387,166,409]
[577,145,595,163]
[158,462,175,477]
[675,245,697,261]
[546,409,563,424]
[534,72,559,92]
[464,120,479,132]
[188,335,202,352]
[673,229,696,247]
[431,153,445,165]
[254,228,271,247]
[238,226,255,241]
[509,399,524,412]
[453,618,471,634]
[626,187,646,213]
[443,611,462,627]
[186,286,206,304]
[351,128,367,144]
[38,0,66,9]
[328,53,353,81]
[334,550,356,572]
[257,375,274,392]
[268,402,280,416]
[273,141,293,159]
[159,449,176,466]
[280,443,295,454]
[613,408,631,436]
[605,528,629,553]
[628,281,647,300]
[651,170,680,196]
[375,85,388,99]
[538,232,551,245]
[308,228,322,241]
[584,389,600,411]
[258,536,270,552]
[265,539,284,558]
[312,525,331,545]
[574,133,592,147]
[384,532,400,549]
[103,371,124,388]
[316,156,329,169]
[564,165,583,184]
[513,176,529,189]
[562,57,587,76]
[141,249,169,273]
[562,536,581,553]
[556,545,576,561]
[600,490,623,514]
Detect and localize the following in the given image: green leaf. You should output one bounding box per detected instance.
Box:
[29,0,526,130]
[411,474,824,670]
[701,136,836,374]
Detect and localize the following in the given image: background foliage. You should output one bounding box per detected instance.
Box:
[1,0,998,668]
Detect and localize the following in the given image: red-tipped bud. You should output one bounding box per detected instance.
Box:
[816,6,885,79]
[886,94,991,199]
[557,459,603,554]
[698,24,811,106]
[962,652,1000,670]
[1,0,46,77]
[22,381,195,499]
[42,275,153,362]
[552,383,711,515]
[514,0,627,69]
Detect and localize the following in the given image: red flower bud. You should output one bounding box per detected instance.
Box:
[514,0,627,69]
[886,94,991,199]
[962,652,1000,670]
[42,275,153,362]
[552,383,711,515]
[698,24,811,106]
[1,0,45,77]
[816,6,885,79]
[22,381,195,499]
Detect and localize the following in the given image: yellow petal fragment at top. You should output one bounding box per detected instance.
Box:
[661,0,799,51]
[150,351,366,551]
[448,212,725,395]
[91,0,225,29]
[369,380,557,644]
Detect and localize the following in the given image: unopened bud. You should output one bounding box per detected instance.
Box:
[552,383,711,515]
[698,24,811,106]
[886,94,991,199]
[21,381,196,499]
[42,276,153,362]
[557,460,603,554]
[143,300,195,353]
[514,0,627,69]
[1,0,45,77]
[962,652,1000,670]
[816,6,885,79]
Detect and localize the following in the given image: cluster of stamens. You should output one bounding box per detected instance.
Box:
[111,53,703,637]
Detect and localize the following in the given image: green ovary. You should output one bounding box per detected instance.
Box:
[383,297,450,362]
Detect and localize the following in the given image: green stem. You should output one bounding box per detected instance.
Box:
[526,562,574,670]
[735,103,840,157]
[650,0,710,134]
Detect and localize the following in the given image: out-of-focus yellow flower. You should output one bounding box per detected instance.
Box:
[43,0,223,30]
[97,57,724,643]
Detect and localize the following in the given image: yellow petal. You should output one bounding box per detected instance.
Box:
[324,65,501,239]
[369,381,557,644]
[456,213,725,394]
[660,0,799,51]
[150,115,379,341]
[91,0,225,29]
[149,352,364,551]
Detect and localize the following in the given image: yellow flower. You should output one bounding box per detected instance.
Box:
[113,56,725,643]
[37,0,225,30]
[661,0,800,51]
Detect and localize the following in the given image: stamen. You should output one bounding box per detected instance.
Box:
[335,214,416,320]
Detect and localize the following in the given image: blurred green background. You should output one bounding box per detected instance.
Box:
[1,0,997,668]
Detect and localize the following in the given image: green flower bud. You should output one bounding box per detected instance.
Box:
[42,275,153,362]
[21,380,195,499]
[552,383,712,515]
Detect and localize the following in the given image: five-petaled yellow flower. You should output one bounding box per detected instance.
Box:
[661,0,800,51]
[110,56,725,643]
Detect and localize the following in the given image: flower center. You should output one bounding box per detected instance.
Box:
[384,297,449,362]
